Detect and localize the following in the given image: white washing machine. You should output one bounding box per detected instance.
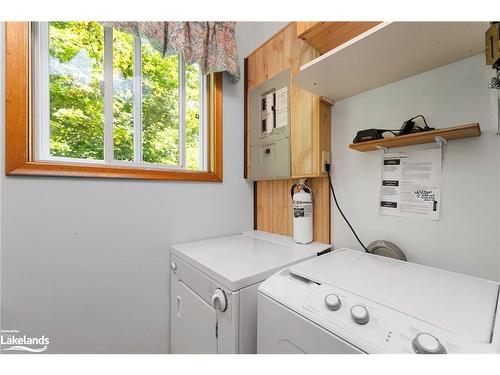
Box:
[170,230,330,354]
[258,248,500,354]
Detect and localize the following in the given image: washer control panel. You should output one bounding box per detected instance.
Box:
[302,284,489,354]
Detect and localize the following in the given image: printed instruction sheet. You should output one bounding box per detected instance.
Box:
[275,87,288,129]
[380,148,442,220]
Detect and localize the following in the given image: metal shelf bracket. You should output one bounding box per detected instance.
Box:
[435,136,447,159]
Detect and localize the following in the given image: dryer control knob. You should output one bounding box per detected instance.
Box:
[412,333,446,354]
[170,262,177,271]
[211,289,227,312]
[324,294,342,311]
[351,305,369,325]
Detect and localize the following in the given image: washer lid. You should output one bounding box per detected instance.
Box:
[290,249,499,343]
[172,231,330,291]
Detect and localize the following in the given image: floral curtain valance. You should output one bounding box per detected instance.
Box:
[101,22,240,82]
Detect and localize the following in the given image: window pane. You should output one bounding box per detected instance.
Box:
[186,64,202,170]
[49,21,104,160]
[141,38,179,165]
[112,29,134,161]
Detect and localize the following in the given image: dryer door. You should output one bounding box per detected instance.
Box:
[171,280,218,353]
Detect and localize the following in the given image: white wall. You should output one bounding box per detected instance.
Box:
[331,53,500,281]
[0,22,286,353]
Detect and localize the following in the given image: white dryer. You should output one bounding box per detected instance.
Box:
[170,230,330,354]
[258,249,500,354]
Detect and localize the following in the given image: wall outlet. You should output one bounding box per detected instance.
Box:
[321,151,331,173]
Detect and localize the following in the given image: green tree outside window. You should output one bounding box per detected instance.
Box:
[48,21,202,170]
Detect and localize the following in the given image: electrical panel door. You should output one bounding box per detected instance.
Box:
[248,69,291,180]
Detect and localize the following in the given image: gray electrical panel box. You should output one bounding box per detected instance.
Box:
[248,69,291,181]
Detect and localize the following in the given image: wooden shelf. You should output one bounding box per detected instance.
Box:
[349,123,481,152]
[293,22,489,101]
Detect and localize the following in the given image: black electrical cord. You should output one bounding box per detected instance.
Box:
[383,130,400,136]
[409,114,429,128]
[374,128,402,134]
[404,114,433,132]
[383,116,430,132]
[325,163,368,253]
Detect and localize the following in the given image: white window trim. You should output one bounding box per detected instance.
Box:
[103,27,114,163]
[133,34,143,163]
[33,22,50,161]
[178,53,186,169]
[32,22,207,171]
[42,156,187,170]
[199,74,208,172]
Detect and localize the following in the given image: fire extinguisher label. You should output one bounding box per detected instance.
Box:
[293,202,312,218]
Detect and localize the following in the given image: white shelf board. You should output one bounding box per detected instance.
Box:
[293,22,489,102]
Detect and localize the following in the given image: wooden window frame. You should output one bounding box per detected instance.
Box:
[5,22,223,182]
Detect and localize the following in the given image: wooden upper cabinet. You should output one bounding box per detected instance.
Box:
[245,22,331,179]
[296,21,381,54]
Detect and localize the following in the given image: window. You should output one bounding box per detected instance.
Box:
[36,22,204,170]
[5,22,223,181]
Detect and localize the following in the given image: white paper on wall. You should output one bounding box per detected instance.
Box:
[379,148,442,220]
[275,87,288,129]
[265,93,274,133]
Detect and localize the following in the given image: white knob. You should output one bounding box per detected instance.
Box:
[324,294,341,311]
[211,289,227,312]
[351,305,369,325]
[412,333,446,354]
[170,262,177,271]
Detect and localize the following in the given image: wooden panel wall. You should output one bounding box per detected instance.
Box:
[290,70,319,178]
[246,23,331,244]
[319,100,332,165]
[255,178,330,243]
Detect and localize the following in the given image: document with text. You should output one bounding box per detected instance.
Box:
[380,148,441,220]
